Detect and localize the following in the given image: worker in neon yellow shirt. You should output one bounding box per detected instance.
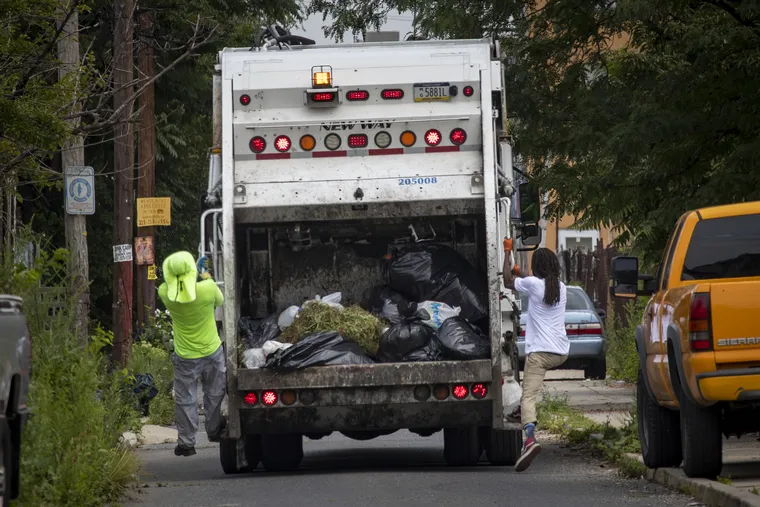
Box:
[158,251,225,457]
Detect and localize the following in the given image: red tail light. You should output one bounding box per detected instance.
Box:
[249,137,266,153]
[450,128,467,145]
[239,94,251,106]
[262,390,278,406]
[452,384,468,399]
[348,134,369,148]
[425,129,442,146]
[463,86,474,97]
[565,323,603,336]
[471,383,488,399]
[243,392,258,405]
[381,89,404,100]
[518,328,525,337]
[311,92,336,102]
[274,136,291,152]
[689,293,712,351]
[346,90,369,101]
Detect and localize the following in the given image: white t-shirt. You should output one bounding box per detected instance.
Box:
[514,276,569,356]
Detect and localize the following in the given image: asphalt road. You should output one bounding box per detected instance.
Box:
[127,430,695,507]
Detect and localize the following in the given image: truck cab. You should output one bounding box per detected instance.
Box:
[611,201,760,479]
[201,29,541,474]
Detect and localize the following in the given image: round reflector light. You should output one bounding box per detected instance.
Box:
[346,90,370,101]
[381,89,404,100]
[348,134,368,148]
[471,383,488,399]
[300,135,316,151]
[243,392,258,405]
[239,94,251,106]
[324,133,342,150]
[374,131,392,149]
[463,86,475,97]
[452,384,468,400]
[450,128,467,145]
[299,390,316,406]
[400,131,417,147]
[281,390,297,406]
[262,390,278,406]
[249,136,266,153]
[433,384,450,400]
[413,385,431,401]
[274,136,291,152]
[425,129,442,146]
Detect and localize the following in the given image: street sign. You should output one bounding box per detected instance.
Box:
[147,265,158,280]
[65,166,95,215]
[113,244,133,263]
[137,197,171,227]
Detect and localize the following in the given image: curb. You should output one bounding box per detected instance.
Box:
[626,454,760,507]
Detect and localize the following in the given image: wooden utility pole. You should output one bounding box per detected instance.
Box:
[58,4,90,338]
[137,10,156,327]
[112,0,135,365]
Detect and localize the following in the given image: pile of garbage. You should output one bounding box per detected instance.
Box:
[239,244,490,371]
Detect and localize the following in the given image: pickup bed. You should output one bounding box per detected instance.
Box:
[611,202,760,479]
[0,294,32,503]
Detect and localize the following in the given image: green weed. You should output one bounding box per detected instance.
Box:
[605,299,646,384]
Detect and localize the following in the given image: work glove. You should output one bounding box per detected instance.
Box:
[197,256,212,280]
[503,237,514,252]
[512,265,521,276]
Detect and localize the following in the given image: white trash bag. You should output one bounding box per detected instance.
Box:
[502,378,523,418]
[278,306,301,330]
[304,292,344,310]
[243,340,293,369]
[417,301,461,329]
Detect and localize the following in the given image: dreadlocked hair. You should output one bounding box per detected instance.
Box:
[531,248,562,306]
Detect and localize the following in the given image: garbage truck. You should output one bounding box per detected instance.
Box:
[200,26,544,473]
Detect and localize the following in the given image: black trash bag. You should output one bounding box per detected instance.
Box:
[363,285,408,324]
[265,332,374,370]
[402,336,443,362]
[384,244,487,323]
[239,315,281,349]
[129,373,159,416]
[434,317,490,360]
[377,313,435,362]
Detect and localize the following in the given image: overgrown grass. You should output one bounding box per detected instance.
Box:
[605,298,646,384]
[537,393,646,479]
[129,341,175,426]
[5,241,141,506]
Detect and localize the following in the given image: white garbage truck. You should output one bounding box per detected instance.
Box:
[200,26,544,473]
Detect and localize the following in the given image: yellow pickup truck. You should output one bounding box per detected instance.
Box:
[610,202,760,479]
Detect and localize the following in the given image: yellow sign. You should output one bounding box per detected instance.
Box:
[147,265,158,280]
[137,197,171,227]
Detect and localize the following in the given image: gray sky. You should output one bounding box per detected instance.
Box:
[298,9,414,44]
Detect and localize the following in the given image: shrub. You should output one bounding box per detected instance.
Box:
[129,341,175,426]
[606,298,646,384]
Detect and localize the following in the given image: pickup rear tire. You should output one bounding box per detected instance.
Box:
[1,417,12,506]
[637,368,682,468]
[584,359,607,380]
[680,394,723,479]
[261,434,303,472]
[443,427,481,466]
[482,428,521,466]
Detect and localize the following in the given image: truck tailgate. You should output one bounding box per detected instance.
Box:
[711,281,760,363]
[238,360,492,390]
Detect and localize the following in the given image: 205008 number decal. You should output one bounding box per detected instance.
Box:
[399,177,439,185]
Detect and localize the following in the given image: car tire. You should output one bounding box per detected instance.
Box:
[443,427,482,466]
[261,434,303,472]
[679,392,723,479]
[1,417,11,506]
[482,428,522,466]
[8,416,20,499]
[637,368,682,468]
[584,359,607,380]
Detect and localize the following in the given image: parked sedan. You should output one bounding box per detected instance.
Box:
[517,285,607,380]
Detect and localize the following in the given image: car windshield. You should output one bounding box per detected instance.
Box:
[682,214,760,281]
[519,286,592,312]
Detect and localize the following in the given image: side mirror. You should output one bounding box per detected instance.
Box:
[520,223,543,246]
[517,181,542,247]
[610,256,639,299]
[596,309,607,320]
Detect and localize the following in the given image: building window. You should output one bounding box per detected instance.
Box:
[559,229,599,252]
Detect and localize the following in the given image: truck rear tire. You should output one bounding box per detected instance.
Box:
[261,434,303,472]
[219,437,251,474]
[584,359,607,380]
[443,427,481,466]
[1,418,12,506]
[244,435,262,470]
[680,394,723,479]
[482,428,521,466]
[637,368,682,468]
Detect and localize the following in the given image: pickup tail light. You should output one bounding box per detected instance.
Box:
[689,293,712,351]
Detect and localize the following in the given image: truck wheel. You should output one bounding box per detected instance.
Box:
[680,394,723,479]
[443,427,481,466]
[482,428,521,466]
[584,359,607,380]
[244,435,262,470]
[637,368,682,468]
[261,434,303,472]
[1,418,11,506]
[219,437,250,474]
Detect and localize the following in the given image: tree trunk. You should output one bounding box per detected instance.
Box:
[112,0,135,366]
[58,4,90,340]
[136,10,156,329]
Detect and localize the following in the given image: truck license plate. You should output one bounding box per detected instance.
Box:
[414,83,450,102]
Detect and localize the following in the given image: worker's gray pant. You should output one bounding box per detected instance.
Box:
[173,345,226,448]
